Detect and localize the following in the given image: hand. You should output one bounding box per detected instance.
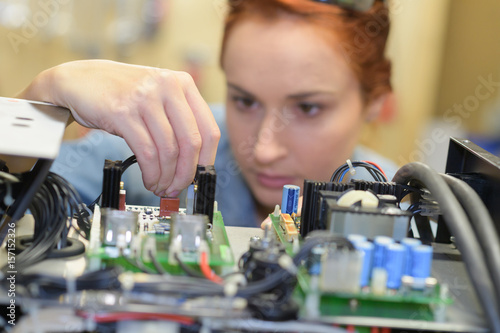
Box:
[17,60,220,197]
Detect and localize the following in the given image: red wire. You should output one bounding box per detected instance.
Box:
[77,311,194,325]
[200,251,223,284]
[363,160,388,180]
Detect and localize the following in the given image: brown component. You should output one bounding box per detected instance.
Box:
[160,197,180,217]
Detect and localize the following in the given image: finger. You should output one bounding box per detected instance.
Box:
[175,71,220,165]
[114,113,162,192]
[140,102,179,195]
[261,216,272,229]
[158,72,203,196]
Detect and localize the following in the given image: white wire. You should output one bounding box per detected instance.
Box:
[346,159,356,176]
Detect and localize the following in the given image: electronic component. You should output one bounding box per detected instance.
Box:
[373,235,394,268]
[384,243,405,289]
[100,208,138,248]
[279,213,299,242]
[281,184,300,215]
[300,179,407,238]
[101,159,122,209]
[319,246,363,293]
[410,244,433,280]
[193,165,216,224]
[119,181,126,211]
[401,237,422,275]
[169,214,209,258]
[159,197,180,217]
[355,241,374,287]
[324,192,410,241]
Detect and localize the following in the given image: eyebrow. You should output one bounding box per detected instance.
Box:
[287,91,334,99]
[227,82,335,99]
[227,83,256,98]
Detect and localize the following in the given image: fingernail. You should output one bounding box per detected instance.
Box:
[166,190,180,198]
[156,190,166,197]
[150,184,158,192]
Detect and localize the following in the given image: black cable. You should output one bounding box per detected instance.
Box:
[17,267,123,298]
[124,255,157,275]
[441,173,500,303]
[149,250,168,275]
[330,161,388,183]
[2,172,89,274]
[173,252,204,278]
[393,162,500,333]
[121,155,137,172]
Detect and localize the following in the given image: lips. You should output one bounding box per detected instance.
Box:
[257,173,295,189]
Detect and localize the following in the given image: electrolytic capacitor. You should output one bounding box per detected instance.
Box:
[410,245,433,279]
[347,234,367,246]
[401,238,422,276]
[281,185,300,215]
[384,243,405,289]
[373,236,394,268]
[356,241,374,287]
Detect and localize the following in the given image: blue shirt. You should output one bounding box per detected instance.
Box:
[51,105,398,227]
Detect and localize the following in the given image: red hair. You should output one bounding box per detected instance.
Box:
[221,0,391,105]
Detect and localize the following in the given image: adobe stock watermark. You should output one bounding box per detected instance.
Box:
[5,221,17,326]
[6,0,70,54]
[399,74,500,165]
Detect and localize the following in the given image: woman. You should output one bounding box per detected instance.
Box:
[18,0,395,227]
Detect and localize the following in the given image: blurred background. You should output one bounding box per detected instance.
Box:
[0,0,499,171]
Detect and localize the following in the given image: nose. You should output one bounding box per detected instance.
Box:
[253,111,288,165]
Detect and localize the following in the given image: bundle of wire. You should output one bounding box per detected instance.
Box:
[393,162,500,333]
[1,172,90,274]
[330,160,388,183]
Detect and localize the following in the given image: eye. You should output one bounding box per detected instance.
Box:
[231,96,260,111]
[297,103,320,116]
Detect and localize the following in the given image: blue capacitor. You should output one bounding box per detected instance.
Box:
[401,238,422,276]
[384,243,405,289]
[410,245,433,278]
[373,236,394,268]
[281,185,300,215]
[348,234,367,246]
[356,241,374,287]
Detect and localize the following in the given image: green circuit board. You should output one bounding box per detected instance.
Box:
[87,209,234,275]
[269,214,452,326]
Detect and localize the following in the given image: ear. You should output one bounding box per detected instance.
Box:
[365,92,396,123]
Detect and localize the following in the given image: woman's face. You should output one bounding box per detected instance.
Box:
[222,17,368,210]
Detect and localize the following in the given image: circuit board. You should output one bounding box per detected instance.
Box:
[87,205,234,275]
[269,214,452,330]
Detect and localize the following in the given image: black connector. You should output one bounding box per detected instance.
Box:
[193,165,216,224]
[101,159,123,209]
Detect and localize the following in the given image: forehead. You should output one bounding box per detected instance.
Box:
[222,17,359,95]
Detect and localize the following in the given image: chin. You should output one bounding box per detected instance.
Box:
[252,185,284,210]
